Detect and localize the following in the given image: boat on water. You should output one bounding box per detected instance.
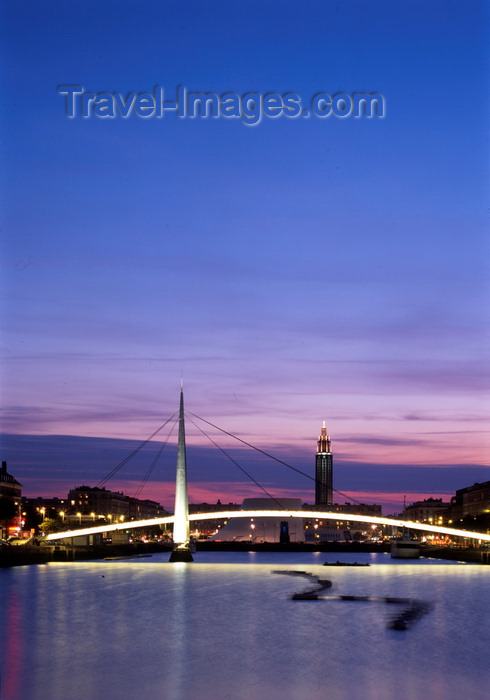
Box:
[323,561,370,567]
[104,554,153,561]
[390,534,420,559]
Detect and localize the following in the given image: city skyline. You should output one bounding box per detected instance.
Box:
[1,1,489,512]
[3,410,487,513]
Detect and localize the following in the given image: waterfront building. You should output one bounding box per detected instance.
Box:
[68,486,130,518]
[24,495,70,518]
[443,481,490,533]
[189,501,241,538]
[0,461,22,502]
[315,421,333,505]
[0,461,22,537]
[304,503,384,540]
[23,486,168,527]
[304,527,352,542]
[402,497,451,525]
[208,498,305,542]
[451,481,490,518]
[397,484,490,536]
[66,485,168,521]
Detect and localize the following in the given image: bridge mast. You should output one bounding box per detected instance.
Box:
[169,382,194,562]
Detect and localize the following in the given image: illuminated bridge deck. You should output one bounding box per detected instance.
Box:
[45,510,490,543]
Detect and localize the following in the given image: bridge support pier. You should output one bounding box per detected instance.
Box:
[169,544,194,562]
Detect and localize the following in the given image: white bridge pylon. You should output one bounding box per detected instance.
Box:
[45,510,490,543]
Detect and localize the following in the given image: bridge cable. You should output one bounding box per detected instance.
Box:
[186,410,365,506]
[186,414,287,510]
[187,411,314,481]
[134,417,178,500]
[96,410,179,488]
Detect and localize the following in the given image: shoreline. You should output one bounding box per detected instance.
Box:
[1,541,489,567]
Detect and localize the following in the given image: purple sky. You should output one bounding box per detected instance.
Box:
[1,1,489,513]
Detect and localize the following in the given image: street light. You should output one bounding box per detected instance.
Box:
[77,512,82,525]
[91,512,96,522]
[40,507,46,522]
[59,511,65,522]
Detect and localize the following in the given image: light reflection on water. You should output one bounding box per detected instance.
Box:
[1,552,489,700]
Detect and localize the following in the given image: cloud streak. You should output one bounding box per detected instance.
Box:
[3,432,487,514]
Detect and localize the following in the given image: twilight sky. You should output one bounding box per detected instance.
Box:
[1,0,489,513]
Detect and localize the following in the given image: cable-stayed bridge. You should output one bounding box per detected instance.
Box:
[45,388,490,549]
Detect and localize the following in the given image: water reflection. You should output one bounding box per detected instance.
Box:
[0,556,489,700]
[2,586,22,700]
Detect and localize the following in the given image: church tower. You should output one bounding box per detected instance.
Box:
[315,421,333,506]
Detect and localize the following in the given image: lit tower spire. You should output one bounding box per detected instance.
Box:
[315,420,333,506]
[169,383,193,562]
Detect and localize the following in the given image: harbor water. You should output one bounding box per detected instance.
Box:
[1,551,489,700]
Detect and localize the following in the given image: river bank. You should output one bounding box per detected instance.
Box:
[0,541,172,567]
[2,541,489,567]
